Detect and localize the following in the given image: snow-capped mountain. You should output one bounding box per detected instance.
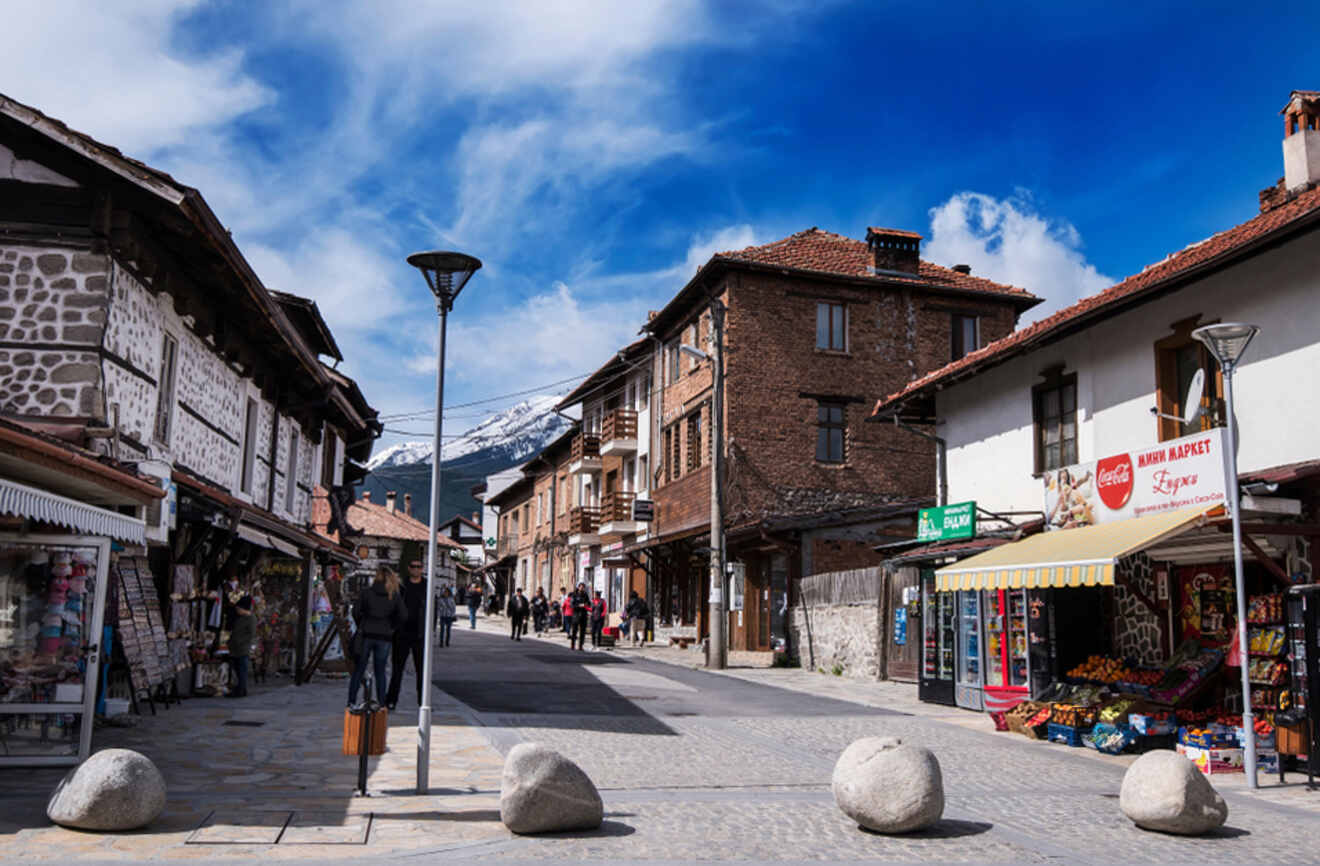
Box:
[368,395,572,471]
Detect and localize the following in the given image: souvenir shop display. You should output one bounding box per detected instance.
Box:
[0,534,112,765]
[113,557,173,703]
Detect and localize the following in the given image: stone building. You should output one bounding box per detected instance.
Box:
[0,92,379,686]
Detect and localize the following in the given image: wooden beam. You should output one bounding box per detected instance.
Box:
[1241,533,1291,585]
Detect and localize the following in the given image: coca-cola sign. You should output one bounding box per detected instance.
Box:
[1095,454,1134,510]
[1042,428,1228,530]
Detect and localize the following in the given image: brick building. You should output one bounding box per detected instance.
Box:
[633,226,1040,651]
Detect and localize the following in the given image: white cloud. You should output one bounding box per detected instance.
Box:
[925,191,1112,321]
[678,224,760,277]
[0,0,271,156]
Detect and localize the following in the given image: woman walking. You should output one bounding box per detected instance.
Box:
[531,588,549,636]
[589,590,607,649]
[437,585,456,647]
[347,565,405,708]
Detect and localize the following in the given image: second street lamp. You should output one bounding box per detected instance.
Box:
[407,250,481,795]
[1192,321,1260,790]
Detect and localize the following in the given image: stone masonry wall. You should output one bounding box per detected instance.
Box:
[789,601,881,679]
[0,244,109,418]
[1114,552,1163,666]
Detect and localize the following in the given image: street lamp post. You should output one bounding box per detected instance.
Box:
[407,250,482,794]
[1192,322,1260,790]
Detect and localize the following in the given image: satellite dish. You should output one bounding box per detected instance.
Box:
[1182,369,1204,426]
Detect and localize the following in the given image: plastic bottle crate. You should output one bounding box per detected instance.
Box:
[1047,722,1088,746]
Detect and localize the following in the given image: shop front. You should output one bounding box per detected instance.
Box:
[0,477,151,766]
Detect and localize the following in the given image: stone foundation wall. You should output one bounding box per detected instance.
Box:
[789,601,881,679]
[1114,552,1163,666]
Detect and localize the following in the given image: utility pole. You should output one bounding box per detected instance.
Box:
[707,298,727,670]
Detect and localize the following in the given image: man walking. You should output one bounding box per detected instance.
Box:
[466,579,483,629]
[226,595,255,698]
[568,582,590,651]
[385,559,428,710]
[508,587,530,641]
[589,590,607,649]
[625,590,649,646]
[437,585,456,646]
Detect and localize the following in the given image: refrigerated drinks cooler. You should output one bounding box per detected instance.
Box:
[982,588,1031,712]
[918,570,956,706]
[954,590,983,711]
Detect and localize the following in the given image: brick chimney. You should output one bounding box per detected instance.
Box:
[385,491,397,512]
[1262,90,1320,212]
[866,227,922,275]
[403,493,412,516]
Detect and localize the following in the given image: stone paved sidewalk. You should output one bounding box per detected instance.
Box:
[0,654,510,862]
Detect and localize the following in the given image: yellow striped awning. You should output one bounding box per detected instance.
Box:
[933,505,1217,592]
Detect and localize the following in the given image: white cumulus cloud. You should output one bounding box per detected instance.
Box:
[925,191,1112,321]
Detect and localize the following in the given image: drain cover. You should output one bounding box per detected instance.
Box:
[222,720,265,727]
[187,810,291,844]
[280,811,372,844]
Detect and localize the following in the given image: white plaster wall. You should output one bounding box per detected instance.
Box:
[937,230,1320,514]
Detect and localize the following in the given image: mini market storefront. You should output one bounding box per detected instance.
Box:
[918,429,1315,775]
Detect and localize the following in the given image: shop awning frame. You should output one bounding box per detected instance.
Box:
[0,477,146,545]
[934,505,1220,592]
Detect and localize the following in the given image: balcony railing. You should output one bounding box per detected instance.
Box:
[569,506,601,536]
[570,433,601,463]
[601,489,637,523]
[497,533,519,557]
[601,408,638,444]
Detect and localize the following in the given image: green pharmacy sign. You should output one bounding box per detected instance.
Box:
[917,501,976,542]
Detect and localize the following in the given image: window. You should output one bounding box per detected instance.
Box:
[1033,371,1078,472]
[378,546,391,559]
[320,426,343,488]
[153,333,178,442]
[521,504,529,532]
[536,492,543,526]
[664,424,681,482]
[559,475,569,514]
[816,302,846,351]
[667,340,681,384]
[624,458,635,491]
[285,427,298,510]
[951,314,979,361]
[815,401,846,463]
[686,413,703,470]
[240,398,259,494]
[686,323,699,372]
[1155,319,1223,442]
[638,454,649,493]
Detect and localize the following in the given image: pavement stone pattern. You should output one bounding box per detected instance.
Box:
[2,614,1318,864]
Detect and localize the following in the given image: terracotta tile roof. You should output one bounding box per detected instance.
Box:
[714,228,1037,301]
[311,488,463,549]
[866,226,923,239]
[872,185,1320,418]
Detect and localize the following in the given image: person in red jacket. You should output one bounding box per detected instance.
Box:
[561,589,573,635]
[589,590,608,649]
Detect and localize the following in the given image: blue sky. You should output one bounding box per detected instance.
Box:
[6,1,1319,449]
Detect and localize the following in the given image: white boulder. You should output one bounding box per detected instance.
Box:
[47,748,166,831]
[1120,750,1227,835]
[832,736,943,833]
[499,742,603,834]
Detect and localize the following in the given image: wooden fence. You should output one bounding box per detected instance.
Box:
[798,566,884,606]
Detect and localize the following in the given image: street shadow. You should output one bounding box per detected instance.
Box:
[517,819,636,839]
[861,819,992,838]
[371,809,503,823]
[1201,825,1252,840]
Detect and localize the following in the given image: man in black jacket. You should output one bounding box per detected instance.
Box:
[508,587,530,640]
[568,582,590,651]
[385,560,429,710]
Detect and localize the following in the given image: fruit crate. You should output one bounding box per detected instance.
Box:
[1047,722,1089,747]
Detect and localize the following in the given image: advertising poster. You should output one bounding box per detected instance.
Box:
[1042,428,1229,530]
[1177,565,1235,648]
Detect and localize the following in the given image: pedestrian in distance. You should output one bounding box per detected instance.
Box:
[625,590,649,646]
[226,595,255,698]
[508,587,530,640]
[384,559,428,711]
[466,579,483,629]
[548,590,563,631]
[561,588,573,634]
[437,585,456,647]
[348,565,405,708]
[568,582,590,651]
[531,587,549,636]
[589,590,607,649]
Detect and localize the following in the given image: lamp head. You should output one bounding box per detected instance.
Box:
[1192,322,1259,370]
[407,251,482,308]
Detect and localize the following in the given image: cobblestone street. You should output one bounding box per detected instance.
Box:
[3,622,1320,864]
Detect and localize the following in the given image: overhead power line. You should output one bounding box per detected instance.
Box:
[377,372,589,422]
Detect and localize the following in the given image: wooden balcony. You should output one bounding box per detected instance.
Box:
[569,433,602,472]
[496,532,519,558]
[570,504,604,538]
[601,489,637,523]
[601,408,638,449]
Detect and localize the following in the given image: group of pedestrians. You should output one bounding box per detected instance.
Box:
[346,561,458,710]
